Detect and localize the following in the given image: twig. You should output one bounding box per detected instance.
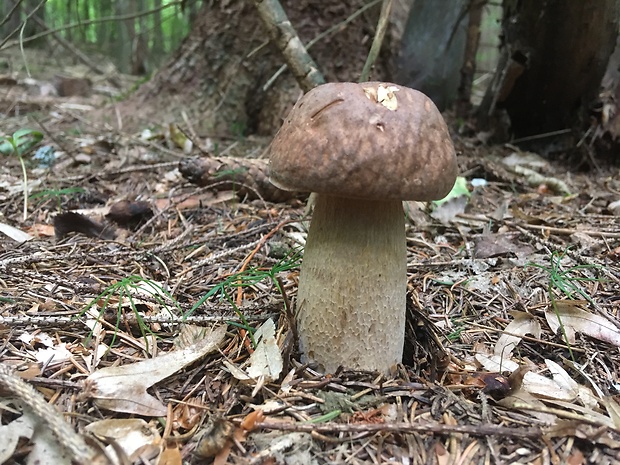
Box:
[0,363,103,463]
[253,0,325,92]
[505,220,620,239]
[252,419,543,438]
[262,0,382,91]
[276,275,298,349]
[0,312,276,328]
[359,0,392,82]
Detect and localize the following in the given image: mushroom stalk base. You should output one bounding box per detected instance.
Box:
[297,194,406,373]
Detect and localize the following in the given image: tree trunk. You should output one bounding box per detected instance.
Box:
[0,1,22,44]
[110,0,393,137]
[456,0,485,117]
[0,0,46,47]
[394,0,469,111]
[478,0,619,140]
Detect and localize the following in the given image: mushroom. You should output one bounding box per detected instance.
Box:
[268,82,457,373]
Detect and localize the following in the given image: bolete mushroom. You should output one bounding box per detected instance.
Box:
[269,82,457,373]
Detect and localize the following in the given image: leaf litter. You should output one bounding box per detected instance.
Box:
[1,96,620,463]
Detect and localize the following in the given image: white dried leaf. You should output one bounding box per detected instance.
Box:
[84,324,226,416]
[247,318,283,381]
[0,222,32,243]
[223,360,252,382]
[545,302,620,347]
[475,353,518,373]
[224,319,283,385]
[475,355,577,402]
[32,343,73,366]
[0,414,34,463]
[85,419,160,460]
[494,312,541,360]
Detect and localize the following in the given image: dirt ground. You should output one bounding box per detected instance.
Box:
[1,49,620,465]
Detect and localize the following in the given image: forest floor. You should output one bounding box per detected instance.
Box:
[1,49,620,465]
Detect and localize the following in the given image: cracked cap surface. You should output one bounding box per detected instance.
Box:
[268,81,458,201]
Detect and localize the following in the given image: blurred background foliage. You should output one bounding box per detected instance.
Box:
[1,0,204,75]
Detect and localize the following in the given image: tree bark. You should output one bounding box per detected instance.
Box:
[456,0,485,117]
[394,0,469,111]
[478,0,620,139]
[110,0,393,137]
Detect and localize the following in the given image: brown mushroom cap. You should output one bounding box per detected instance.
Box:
[269,81,457,201]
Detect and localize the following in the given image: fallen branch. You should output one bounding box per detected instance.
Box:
[178,156,304,202]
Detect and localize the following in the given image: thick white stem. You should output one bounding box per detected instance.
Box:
[296,194,406,373]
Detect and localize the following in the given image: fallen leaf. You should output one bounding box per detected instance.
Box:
[546,301,620,347]
[494,311,541,360]
[497,388,557,424]
[0,221,32,242]
[475,355,580,402]
[0,413,34,463]
[82,324,226,416]
[85,418,160,460]
[474,233,535,259]
[547,420,620,448]
[601,396,620,429]
[246,318,283,381]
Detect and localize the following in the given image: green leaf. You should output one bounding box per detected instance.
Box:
[433,176,471,207]
[12,129,44,156]
[0,134,18,155]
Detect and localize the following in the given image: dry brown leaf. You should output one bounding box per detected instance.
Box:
[240,409,265,432]
[158,443,182,465]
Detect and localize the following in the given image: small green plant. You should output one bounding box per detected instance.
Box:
[30,186,86,211]
[80,276,182,353]
[446,325,465,342]
[526,248,602,359]
[0,129,44,221]
[186,250,303,345]
[526,248,601,304]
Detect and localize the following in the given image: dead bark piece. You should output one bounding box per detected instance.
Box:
[178,156,304,203]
